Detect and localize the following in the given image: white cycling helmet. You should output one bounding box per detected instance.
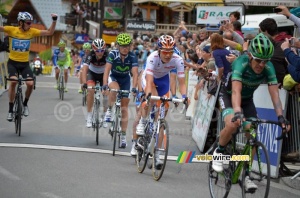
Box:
[17,12,33,21]
[92,38,106,50]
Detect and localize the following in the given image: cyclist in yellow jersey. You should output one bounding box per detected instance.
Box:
[0,12,57,121]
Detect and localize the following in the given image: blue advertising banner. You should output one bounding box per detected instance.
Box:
[75,34,89,44]
[109,0,123,2]
[252,85,288,178]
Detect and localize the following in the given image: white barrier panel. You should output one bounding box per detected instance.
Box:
[252,85,288,178]
[192,81,220,152]
[186,70,199,119]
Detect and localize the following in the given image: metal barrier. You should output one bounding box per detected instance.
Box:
[282,90,300,161]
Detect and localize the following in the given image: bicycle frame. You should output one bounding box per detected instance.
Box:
[4,74,35,136]
[109,89,130,156]
[88,82,102,145]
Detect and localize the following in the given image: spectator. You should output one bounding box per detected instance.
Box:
[281,38,300,84]
[133,8,143,21]
[259,18,291,86]
[210,33,231,81]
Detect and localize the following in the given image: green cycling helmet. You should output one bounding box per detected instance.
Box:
[116,33,132,46]
[82,42,91,50]
[58,41,66,47]
[249,33,274,60]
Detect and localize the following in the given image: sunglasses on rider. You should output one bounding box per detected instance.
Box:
[160,50,174,55]
[95,49,105,53]
[25,21,32,25]
[251,53,270,64]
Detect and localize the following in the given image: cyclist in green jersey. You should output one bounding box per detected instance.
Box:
[213,33,291,190]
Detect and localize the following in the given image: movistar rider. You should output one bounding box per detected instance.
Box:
[103,33,138,148]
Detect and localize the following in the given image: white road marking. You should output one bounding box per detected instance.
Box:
[40,192,63,198]
[0,165,21,181]
[0,143,181,160]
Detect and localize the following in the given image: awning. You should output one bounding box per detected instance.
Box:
[86,20,100,28]
[132,0,224,6]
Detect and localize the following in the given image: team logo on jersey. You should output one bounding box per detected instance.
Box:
[116,66,129,72]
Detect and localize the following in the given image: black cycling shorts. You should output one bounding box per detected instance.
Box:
[7,59,33,78]
[86,70,104,86]
[218,86,257,119]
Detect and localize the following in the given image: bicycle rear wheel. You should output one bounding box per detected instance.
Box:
[241,141,270,198]
[136,122,150,173]
[152,120,169,181]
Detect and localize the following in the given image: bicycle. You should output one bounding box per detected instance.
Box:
[107,88,130,156]
[207,116,286,198]
[57,65,65,100]
[136,93,187,181]
[88,81,103,145]
[5,74,36,136]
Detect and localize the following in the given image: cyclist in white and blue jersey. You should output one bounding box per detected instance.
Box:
[103,33,139,148]
[78,42,91,93]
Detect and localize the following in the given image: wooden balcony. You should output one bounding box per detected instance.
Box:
[31,23,46,30]
[156,23,199,34]
[30,43,50,53]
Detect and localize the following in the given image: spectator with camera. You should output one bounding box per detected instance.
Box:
[281,37,300,85]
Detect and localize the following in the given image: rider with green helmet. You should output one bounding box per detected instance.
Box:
[77,42,92,93]
[102,32,138,148]
[212,32,290,183]
[53,40,71,92]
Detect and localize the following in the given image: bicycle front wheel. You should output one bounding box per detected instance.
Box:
[112,107,120,156]
[208,137,230,198]
[82,89,87,106]
[152,120,169,181]
[59,75,64,100]
[14,94,22,136]
[241,141,270,198]
[95,100,100,145]
[136,122,150,173]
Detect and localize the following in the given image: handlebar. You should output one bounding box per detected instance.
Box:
[232,115,287,140]
[109,88,130,94]
[5,76,36,90]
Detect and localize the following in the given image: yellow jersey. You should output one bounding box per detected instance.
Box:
[4,26,41,62]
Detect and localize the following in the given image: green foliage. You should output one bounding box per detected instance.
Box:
[39,48,53,61]
[0,0,13,16]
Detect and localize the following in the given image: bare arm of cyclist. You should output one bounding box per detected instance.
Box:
[231,80,242,113]
[103,62,112,94]
[82,63,89,84]
[131,66,138,93]
[178,77,186,97]
[268,84,284,116]
[145,74,154,96]
[40,14,57,36]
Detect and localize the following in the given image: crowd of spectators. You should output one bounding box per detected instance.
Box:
[127,6,300,102]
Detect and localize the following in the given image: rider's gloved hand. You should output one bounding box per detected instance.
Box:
[82,83,87,89]
[172,95,179,107]
[278,115,290,131]
[138,91,144,99]
[131,88,137,94]
[231,112,243,122]
[102,84,109,91]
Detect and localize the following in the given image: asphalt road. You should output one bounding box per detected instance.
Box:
[0,75,299,198]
